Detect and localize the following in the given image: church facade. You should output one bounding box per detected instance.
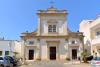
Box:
[21,7,84,61]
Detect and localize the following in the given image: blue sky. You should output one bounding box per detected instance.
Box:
[0,0,100,40]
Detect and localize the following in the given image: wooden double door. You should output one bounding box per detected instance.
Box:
[72,49,77,60]
[29,50,34,60]
[49,47,56,60]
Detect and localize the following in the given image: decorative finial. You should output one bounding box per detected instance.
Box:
[50,0,55,8]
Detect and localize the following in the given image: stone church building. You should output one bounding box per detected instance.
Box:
[21,7,84,61]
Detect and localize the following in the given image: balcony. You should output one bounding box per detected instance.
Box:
[91,38,100,45]
[26,44,40,49]
[68,41,80,47]
[69,40,80,47]
[25,42,39,47]
[26,44,37,47]
[69,43,79,47]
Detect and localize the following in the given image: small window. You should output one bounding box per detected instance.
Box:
[5,51,9,56]
[48,25,57,32]
[0,57,3,60]
[53,25,56,32]
[0,51,2,56]
[48,25,53,32]
[96,31,100,36]
[72,41,75,44]
[29,41,34,45]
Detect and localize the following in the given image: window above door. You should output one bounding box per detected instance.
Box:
[48,25,57,33]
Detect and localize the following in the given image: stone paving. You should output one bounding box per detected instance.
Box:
[20,61,90,67]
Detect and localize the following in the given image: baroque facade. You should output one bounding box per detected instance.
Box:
[21,7,84,61]
[80,15,100,57]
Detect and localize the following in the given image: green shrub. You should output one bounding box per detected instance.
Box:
[66,57,70,61]
[36,58,41,61]
[81,49,90,63]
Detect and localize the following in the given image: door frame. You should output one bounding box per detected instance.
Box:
[72,49,77,60]
[47,41,60,60]
[49,46,56,60]
[28,49,34,60]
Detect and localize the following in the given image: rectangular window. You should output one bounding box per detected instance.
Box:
[0,51,2,56]
[53,25,56,32]
[48,25,57,33]
[0,57,3,60]
[48,25,52,32]
[96,31,100,36]
[5,51,9,56]
[96,31,100,38]
[72,41,75,44]
[29,41,34,45]
[48,28,52,32]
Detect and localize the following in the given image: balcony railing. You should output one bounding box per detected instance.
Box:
[26,44,37,46]
[91,38,100,45]
[69,44,79,47]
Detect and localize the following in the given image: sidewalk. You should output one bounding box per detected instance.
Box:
[20,60,90,67]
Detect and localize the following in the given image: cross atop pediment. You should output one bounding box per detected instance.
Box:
[50,0,55,8]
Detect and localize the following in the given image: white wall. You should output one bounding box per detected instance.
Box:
[0,40,14,57]
[79,20,92,43]
[14,41,22,58]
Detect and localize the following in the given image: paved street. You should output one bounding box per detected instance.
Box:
[20,61,90,67]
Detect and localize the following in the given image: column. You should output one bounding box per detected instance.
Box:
[41,40,48,60]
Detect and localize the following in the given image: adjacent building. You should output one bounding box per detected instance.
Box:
[21,7,84,61]
[80,15,100,57]
[0,38,22,58]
